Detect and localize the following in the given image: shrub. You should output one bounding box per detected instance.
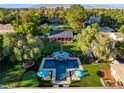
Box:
[20,71,39,87]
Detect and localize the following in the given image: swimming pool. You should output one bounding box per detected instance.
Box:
[43,59,79,81]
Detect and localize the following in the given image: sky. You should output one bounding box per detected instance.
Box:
[0,4,33,8]
[0,4,124,9]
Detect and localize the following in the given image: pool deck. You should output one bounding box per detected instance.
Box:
[38,57,83,85]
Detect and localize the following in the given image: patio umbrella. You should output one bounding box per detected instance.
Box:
[52,51,70,61]
[74,70,85,78]
[52,51,60,57]
[53,51,70,57]
[63,52,70,57]
[37,69,49,78]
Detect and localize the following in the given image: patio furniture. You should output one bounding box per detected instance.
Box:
[71,75,80,81]
[52,51,70,61]
[74,70,85,77]
[41,71,53,81]
[69,71,79,81]
[37,69,53,81]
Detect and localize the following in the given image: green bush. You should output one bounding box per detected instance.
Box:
[20,71,39,87]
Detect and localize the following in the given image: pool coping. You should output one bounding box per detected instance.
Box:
[38,57,83,85]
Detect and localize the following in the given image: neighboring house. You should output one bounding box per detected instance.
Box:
[86,16,101,24]
[99,27,114,32]
[110,64,124,86]
[48,25,69,29]
[50,17,63,24]
[48,30,73,43]
[0,24,14,34]
[110,32,124,41]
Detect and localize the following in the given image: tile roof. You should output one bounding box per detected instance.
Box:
[49,30,73,38]
[0,24,13,33]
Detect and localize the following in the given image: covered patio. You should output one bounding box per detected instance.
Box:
[48,30,73,43]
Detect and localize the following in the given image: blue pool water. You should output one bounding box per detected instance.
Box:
[43,59,79,81]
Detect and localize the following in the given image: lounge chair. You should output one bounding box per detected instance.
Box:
[71,75,80,81]
[41,71,52,81]
[69,71,80,81]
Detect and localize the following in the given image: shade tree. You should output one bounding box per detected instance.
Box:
[76,26,115,63]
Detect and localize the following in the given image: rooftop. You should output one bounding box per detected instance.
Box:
[99,27,114,32]
[0,24,13,33]
[49,30,73,38]
[111,64,124,82]
[113,32,124,38]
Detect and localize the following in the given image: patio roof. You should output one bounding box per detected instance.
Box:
[49,30,73,38]
[111,64,124,82]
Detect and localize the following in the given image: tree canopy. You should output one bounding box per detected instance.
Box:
[66,4,87,33]
[0,33,44,67]
[118,25,124,32]
[76,26,115,62]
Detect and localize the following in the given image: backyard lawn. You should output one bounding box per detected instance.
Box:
[42,39,81,56]
[70,63,109,87]
[0,57,25,88]
[0,41,110,88]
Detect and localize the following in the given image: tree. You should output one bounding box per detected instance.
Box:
[2,34,13,57]
[39,24,50,35]
[76,26,98,55]
[1,33,16,62]
[93,34,115,63]
[91,22,100,31]
[0,34,3,59]
[16,22,38,35]
[13,34,43,68]
[66,4,87,33]
[115,40,124,56]
[118,25,124,32]
[76,26,115,63]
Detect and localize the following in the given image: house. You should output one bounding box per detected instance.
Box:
[110,32,124,41]
[50,17,63,24]
[0,24,14,34]
[86,16,101,24]
[99,27,114,32]
[110,64,124,86]
[48,30,73,43]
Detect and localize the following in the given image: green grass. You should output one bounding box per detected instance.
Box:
[0,57,25,88]
[70,64,107,87]
[42,39,81,56]
[20,71,39,87]
[0,41,110,87]
[41,39,60,55]
[35,41,108,87]
[63,42,81,54]
[39,80,52,87]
